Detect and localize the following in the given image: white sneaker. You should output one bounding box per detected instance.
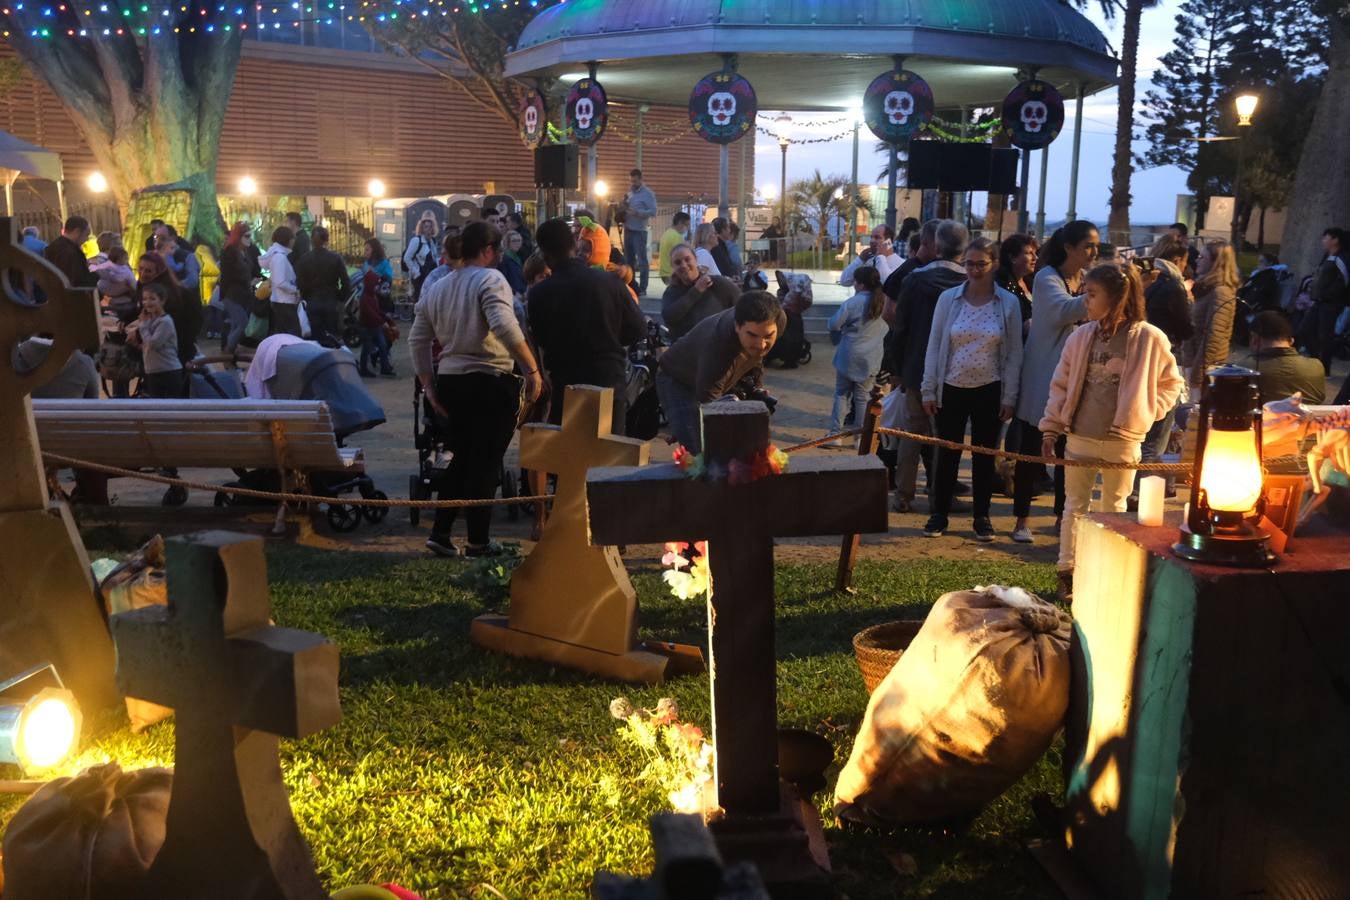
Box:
[1011,525,1034,544]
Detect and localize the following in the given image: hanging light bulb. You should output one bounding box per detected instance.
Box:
[237,175,258,196]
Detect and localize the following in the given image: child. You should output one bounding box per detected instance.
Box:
[95,245,138,321]
[826,267,887,445]
[1039,263,1183,598]
[126,283,184,399]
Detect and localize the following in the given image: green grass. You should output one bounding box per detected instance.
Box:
[1,547,1065,899]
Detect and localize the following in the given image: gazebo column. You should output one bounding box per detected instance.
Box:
[717,53,737,220]
[737,135,748,255]
[1036,140,1050,240]
[587,62,599,210]
[1067,82,1085,222]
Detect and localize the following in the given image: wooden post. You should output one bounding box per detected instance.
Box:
[835,385,885,592]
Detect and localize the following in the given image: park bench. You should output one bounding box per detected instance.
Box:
[32,398,363,531]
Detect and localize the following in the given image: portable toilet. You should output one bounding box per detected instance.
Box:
[373,198,415,263]
[445,194,481,233]
[483,194,517,218]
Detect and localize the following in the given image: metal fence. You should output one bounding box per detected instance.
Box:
[12,201,122,241]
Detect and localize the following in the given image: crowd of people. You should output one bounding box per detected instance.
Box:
[16,200,1347,580]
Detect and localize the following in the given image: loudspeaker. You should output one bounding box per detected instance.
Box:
[939,144,992,192]
[906,142,942,190]
[534,145,578,189]
[990,149,1019,195]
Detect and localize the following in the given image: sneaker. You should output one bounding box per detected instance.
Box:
[1011,525,1034,544]
[462,541,506,558]
[973,517,996,542]
[425,534,459,557]
[891,494,913,514]
[922,515,947,537]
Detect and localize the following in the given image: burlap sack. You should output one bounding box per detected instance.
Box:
[1,763,172,900]
[96,536,173,732]
[835,585,1072,825]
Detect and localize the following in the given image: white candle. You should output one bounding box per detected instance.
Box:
[1137,475,1166,527]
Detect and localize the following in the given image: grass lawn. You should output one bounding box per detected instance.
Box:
[1,543,1066,899]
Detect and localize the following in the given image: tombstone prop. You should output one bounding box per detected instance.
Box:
[472,385,702,682]
[587,402,888,889]
[110,531,342,899]
[0,217,118,712]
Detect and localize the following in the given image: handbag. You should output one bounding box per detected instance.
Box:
[254,277,271,301]
[244,311,269,341]
[297,301,312,339]
[382,320,400,344]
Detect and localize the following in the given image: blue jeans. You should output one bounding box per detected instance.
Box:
[657,371,702,452]
[359,324,390,372]
[831,372,874,437]
[624,229,649,295]
[223,299,250,352]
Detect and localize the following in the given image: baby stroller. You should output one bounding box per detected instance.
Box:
[765,271,813,368]
[407,378,520,526]
[214,341,389,532]
[624,317,669,440]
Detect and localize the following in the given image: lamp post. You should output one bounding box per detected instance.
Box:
[775,114,792,255]
[848,105,862,260]
[1231,93,1259,248]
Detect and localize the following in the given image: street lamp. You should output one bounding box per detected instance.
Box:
[86,171,108,193]
[367,178,386,199]
[594,179,609,199]
[848,104,863,259]
[774,113,792,260]
[1231,93,1258,247]
[237,175,258,197]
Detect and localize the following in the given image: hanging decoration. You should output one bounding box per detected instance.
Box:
[565,77,608,146]
[518,89,548,149]
[863,68,934,145]
[687,71,757,145]
[1001,80,1066,150]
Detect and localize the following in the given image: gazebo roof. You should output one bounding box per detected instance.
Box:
[506,0,1118,110]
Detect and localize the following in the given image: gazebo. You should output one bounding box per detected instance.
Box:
[506,0,1117,232]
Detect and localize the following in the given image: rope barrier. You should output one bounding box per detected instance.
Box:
[871,427,1193,472]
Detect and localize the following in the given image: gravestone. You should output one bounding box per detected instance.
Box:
[473,385,700,682]
[0,216,118,712]
[587,402,888,889]
[111,531,342,898]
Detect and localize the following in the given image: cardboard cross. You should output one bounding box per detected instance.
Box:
[111,531,342,899]
[587,402,888,817]
[0,217,117,711]
[472,385,697,682]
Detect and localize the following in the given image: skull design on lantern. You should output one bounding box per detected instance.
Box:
[1020,100,1048,134]
[708,92,737,127]
[575,98,595,131]
[524,105,539,135]
[885,90,915,126]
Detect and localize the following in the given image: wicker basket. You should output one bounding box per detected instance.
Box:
[853,619,925,694]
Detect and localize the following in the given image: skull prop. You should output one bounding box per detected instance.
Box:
[574,98,595,131]
[1020,101,1048,134]
[524,105,538,134]
[708,92,737,127]
[885,91,915,126]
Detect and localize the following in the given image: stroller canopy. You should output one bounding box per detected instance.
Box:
[270,343,386,439]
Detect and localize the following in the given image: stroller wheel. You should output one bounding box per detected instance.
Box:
[326,503,362,532]
[799,341,812,365]
[502,469,520,521]
[362,490,389,524]
[214,491,230,507]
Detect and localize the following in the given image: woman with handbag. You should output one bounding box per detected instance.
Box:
[826,266,886,445]
[357,237,396,377]
[219,222,262,352]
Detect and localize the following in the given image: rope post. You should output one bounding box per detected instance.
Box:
[835,385,885,592]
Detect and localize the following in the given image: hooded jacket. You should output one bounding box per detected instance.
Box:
[259,243,299,305]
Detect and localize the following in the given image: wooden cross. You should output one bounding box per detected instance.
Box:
[0,217,116,712]
[111,531,342,899]
[472,385,697,681]
[587,402,888,817]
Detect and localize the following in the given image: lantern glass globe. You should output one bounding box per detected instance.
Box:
[1235,93,1259,125]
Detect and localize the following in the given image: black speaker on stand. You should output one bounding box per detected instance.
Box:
[534,144,579,190]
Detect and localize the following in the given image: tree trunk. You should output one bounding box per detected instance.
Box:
[1284,19,1350,276]
[1258,206,1267,250]
[1108,0,1145,246]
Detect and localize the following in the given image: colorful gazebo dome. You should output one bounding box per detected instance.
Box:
[507,0,1117,109]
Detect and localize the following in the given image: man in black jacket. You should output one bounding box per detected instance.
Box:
[1144,234,1194,351]
[889,219,967,512]
[43,216,96,289]
[296,226,352,345]
[656,291,785,453]
[528,218,648,433]
[1312,226,1349,374]
[285,212,311,267]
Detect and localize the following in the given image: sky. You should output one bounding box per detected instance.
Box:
[756,0,1189,228]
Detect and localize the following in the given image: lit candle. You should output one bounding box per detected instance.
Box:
[1137,475,1166,527]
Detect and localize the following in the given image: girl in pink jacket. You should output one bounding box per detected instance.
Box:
[1039,263,1183,594]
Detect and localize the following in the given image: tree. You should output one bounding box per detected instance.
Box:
[0,11,243,246]
[1138,0,1237,229]
[1284,3,1350,276]
[787,171,850,250]
[374,2,564,126]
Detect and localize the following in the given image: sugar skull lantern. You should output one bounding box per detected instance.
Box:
[518,90,547,148]
[524,105,538,134]
[1001,80,1065,149]
[566,78,608,144]
[864,68,934,144]
[688,71,758,145]
[574,99,594,131]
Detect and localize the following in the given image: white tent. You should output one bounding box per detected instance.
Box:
[0,128,67,220]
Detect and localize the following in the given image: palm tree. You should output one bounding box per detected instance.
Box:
[788,170,851,249]
[1077,0,1163,245]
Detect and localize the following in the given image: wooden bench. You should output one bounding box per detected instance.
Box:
[32,399,364,532]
